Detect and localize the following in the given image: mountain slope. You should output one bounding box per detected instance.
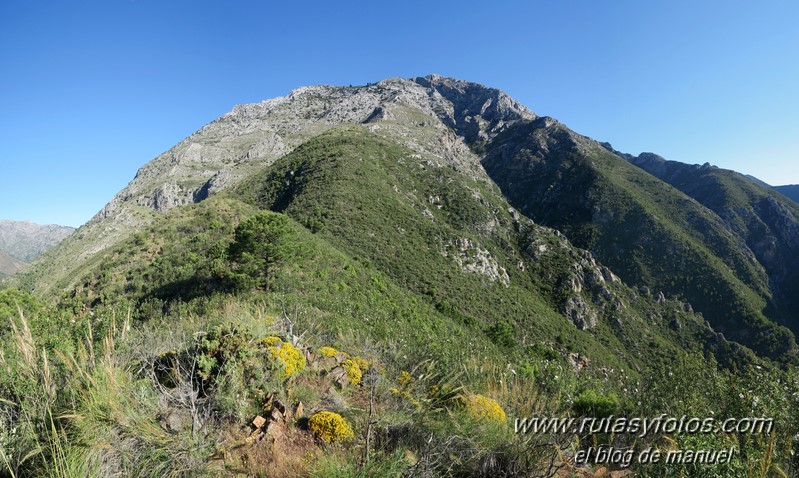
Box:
[475,119,794,359]
[775,184,799,204]
[0,220,74,263]
[620,153,799,335]
[5,76,799,476]
[50,124,744,381]
[9,76,533,297]
[9,75,797,363]
[235,125,715,371]
[0,250,25,278]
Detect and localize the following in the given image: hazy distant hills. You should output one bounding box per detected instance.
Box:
[9,75,799,363]
[0,220,74,277]
[0,250,25,278]
[775,184,799,204]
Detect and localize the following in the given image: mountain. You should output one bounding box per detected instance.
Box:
[10,75,798,361]
[4,75,799,476]
[0,220,74,279]
[614,152,799,338]
[775,184,799,204]
[479,129,796,359]
[0,250,25,278]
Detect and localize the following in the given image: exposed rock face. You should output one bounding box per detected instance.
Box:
[412,74,536,142]
[557,250,624,330]
[93,75,535,224]
[563,296,598,330]
[443,238,510,286]
[0,220,74,263]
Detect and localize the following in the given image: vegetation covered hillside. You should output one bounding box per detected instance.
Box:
[2,76,799,477]
[774,184,799,205]
[620,152,799,335]
[480,119,797,361]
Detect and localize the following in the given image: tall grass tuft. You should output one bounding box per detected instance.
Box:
[1,308,211,477]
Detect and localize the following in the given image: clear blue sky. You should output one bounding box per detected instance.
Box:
[2,0,798,227]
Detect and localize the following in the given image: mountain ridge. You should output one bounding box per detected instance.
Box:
[4,75,799,476]
[8,74,799,361]
[0,220,75,263]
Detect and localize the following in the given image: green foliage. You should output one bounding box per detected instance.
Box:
[227,212,302,291]
[485,321,515,348]
[571,389,618,418]
[482,121,797,361]
[4,124,799,476]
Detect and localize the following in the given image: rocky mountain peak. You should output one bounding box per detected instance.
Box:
[91,75,537,227]
[413,74,536,142]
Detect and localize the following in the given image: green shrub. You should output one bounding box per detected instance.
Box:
[227,212,300,291]
[572,390,618,418]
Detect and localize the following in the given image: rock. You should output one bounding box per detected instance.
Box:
[586,268,605,286]
[270,407,284,424]
[600,266,619,283]
[294,401,304,420]
[563,296,598,330]
[252,415,267,429]
[161,409,191,433]
[265,420,287,441]
[609,471,633,478]
[443,238,510,286]
[330,366,351,388]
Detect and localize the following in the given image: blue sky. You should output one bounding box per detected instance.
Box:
[1,0,798,227]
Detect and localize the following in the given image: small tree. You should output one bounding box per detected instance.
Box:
[228,212,295,291]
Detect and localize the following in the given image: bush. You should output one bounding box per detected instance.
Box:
[264,336,306,379]
[572,390,618,418]
[319,346,339,357]
[227,212,300,291]
[342,359,362,385]
[308,411,354,443]
[464,394,506,423]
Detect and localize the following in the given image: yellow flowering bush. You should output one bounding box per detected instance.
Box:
[397,370,414,386]
[352,355,370,372]
[264,336,306,379]
[464,394,506,422]
[342,359,362,385]
[263,336,282,347]
[308,411,354,443]
[319,346,339,357]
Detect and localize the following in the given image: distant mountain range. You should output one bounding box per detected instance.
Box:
[0,220,74,277]
[774,184,799,204]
